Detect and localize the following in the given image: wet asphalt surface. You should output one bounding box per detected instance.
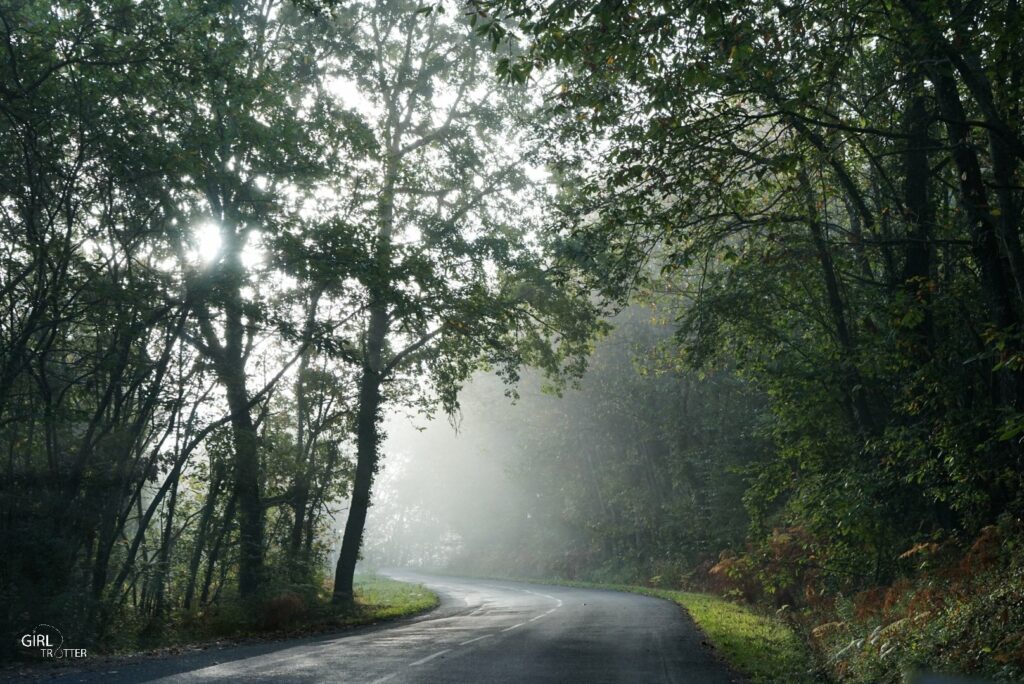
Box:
[23,572,742,683]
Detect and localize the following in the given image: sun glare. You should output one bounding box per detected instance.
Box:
[193,222,222,263]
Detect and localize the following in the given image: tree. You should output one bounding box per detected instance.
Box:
[312,0,600,602]
[153,0,340,598]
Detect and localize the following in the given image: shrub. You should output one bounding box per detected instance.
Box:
[258,592,308,631]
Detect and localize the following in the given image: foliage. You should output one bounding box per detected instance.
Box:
[805,517,1024,683]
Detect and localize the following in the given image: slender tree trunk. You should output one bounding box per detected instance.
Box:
[288,431,311,569]
[151,468,180,620]
[901,82,935,352]
[288,290,322,578]
[201,492,237,606]
[331,351,384,603]
[110,446,191,600]
[931,70,1020,335]
[332,127,399,602]
[183,462,224,609]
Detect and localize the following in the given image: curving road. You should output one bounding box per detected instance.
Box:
[41,572,742,683]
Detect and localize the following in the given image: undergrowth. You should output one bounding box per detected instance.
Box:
[708,515,1024,682]
[100,574,437,656]
[808,562,1024,682]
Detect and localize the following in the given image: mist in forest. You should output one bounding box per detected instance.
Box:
[362,373,556,573]
[358,306,760,583]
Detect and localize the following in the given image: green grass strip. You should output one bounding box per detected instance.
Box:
[651,588,816,683]
[349,574,440,623]
[546,579,817,683]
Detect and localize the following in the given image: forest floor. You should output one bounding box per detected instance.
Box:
[2,575,438,679]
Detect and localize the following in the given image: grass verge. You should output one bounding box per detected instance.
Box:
[345,574,440,624]
[649,588,817,683]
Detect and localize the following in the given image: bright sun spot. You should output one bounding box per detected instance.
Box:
[242,230,263,268]
[193,222,222,263]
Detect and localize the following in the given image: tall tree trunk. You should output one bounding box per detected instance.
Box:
[332,128,399,602]
[197,182,266,600]
[331,335,385,603]
[900,81,935,352]
[288,385,311,570]
[223,362,263,599]
[930,66,1024,411]
[930,70,1020,336]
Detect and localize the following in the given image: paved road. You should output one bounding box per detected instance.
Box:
[40,572,741,683]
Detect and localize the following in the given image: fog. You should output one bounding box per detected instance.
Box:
[361,370,570,575]
[354,306,759,584]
